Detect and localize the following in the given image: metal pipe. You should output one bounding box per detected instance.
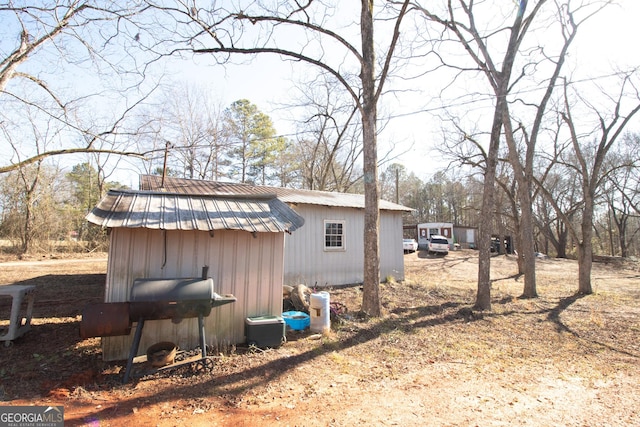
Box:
[198,313,206,358]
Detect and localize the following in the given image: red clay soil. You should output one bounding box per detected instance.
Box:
[0,251,639,426]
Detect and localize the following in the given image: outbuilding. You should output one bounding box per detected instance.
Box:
[453,226,477,249]
[417,222,454,249]
[87,189,304,361]
[139,175,414,287]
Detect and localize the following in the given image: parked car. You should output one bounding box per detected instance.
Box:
[428,235,449,255]
[403,238,418,253]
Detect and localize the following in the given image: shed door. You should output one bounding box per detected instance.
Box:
[467,229,475,244]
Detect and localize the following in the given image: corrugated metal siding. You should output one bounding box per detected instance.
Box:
[379,213,405,282]
[135,176,410,287]
[284,206,363,287]
[140,175,413,212]
[283,206,404,286]
[102,227,284,361]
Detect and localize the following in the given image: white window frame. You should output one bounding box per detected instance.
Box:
[324,220,346,252]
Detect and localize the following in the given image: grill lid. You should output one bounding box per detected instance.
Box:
[130,278,214,302]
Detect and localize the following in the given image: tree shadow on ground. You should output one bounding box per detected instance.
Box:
[64,297,482,425]
[546,293,585,334]
[0,274,105,403]
[57,285,640,427]
[6,272,635,426]
[544,293,638,359]
[415,250,475,269]
[491,272,524,284]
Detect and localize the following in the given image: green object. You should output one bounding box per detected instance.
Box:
[245,315,286,348]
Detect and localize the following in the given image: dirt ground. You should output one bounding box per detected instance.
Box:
[0,250,639,426]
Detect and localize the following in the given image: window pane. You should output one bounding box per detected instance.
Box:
[325,234,342,247]
[324,221,344,249]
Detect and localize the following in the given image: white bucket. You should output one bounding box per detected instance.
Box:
[309,291,331,333]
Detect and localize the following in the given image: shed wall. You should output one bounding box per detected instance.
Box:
[284,205,404,286]
[379,212,405,282]
[102,228,284,361]
[453,227,477,248]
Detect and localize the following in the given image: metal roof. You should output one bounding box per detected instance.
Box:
[139,175,413,212]
[86,190,305,233]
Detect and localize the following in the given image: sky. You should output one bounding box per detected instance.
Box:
[131,0,638,187]
[3,1,640,190]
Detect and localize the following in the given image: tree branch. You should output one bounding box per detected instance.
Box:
[0,148,146,174]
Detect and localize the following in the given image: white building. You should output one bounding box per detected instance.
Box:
[140,175,413,288]
[417,222,454,249]
[87,176,412,361]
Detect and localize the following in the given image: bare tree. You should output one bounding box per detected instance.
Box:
[141,0,412,316]
[380,163,405,204]
[288,73,363,192]
[597,134,640,257]
[533,170,578,258]
[128,82,229,182]
[413,0,608,306]
[0,1,153,174]
[414,0,546,309]
[497,0,609,298]
[272,137,300,188]
[537,74,640,294]
[0,164,67,254]
[160,83,227,180]
[0,100,68,254]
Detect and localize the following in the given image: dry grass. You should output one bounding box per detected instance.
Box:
[0,250,639,426]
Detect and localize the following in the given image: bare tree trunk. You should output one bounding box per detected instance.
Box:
[17,163,42,255]
[577,195,594,294]
[514,223,525,274]
[577,241,593,294]
[518,190,538,297]
[610,200,630,258]
[417,0,537,310]
[476,197,494,309]
[21,195,34,255]
[475,105,504,311]
[173,1,411,316]
[504,114,537,296]
[557,222,568,258]
[360,0,381,316]
[607,209,615,256]
[500,61,540,298]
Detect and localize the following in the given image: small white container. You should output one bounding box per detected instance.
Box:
[309,291,330,333]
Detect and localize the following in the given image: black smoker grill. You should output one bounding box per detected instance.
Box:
[81,268,236,383]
